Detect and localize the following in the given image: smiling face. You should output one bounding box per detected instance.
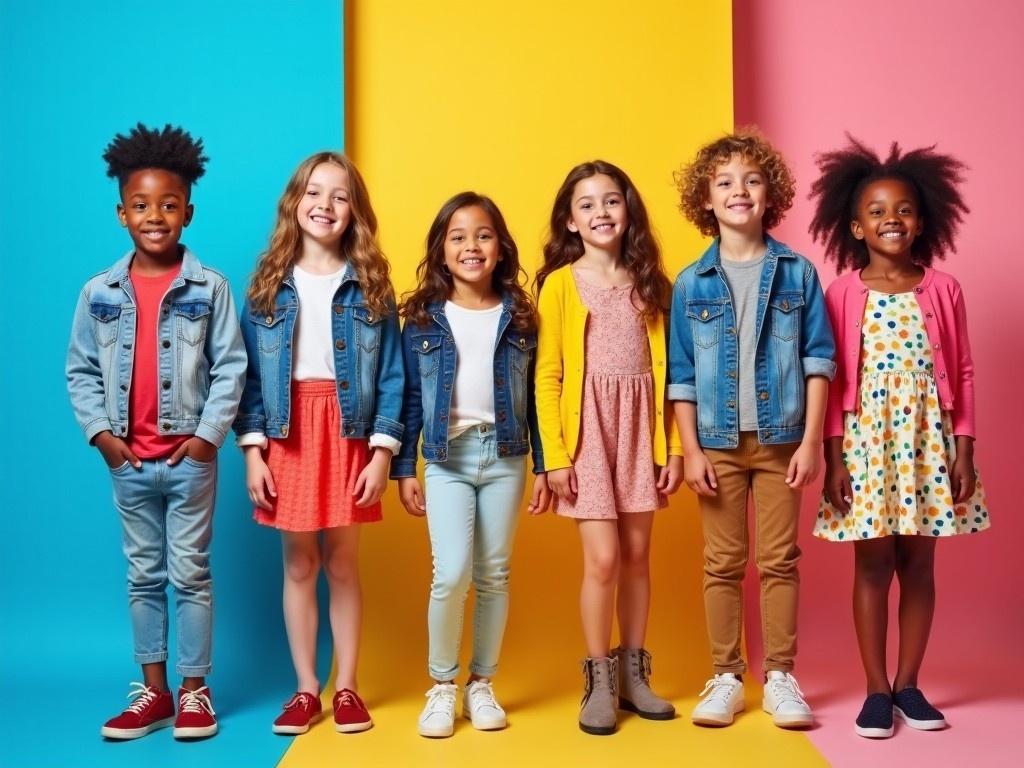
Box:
[566,173,628,253]
[705,153,769,235]
[117,169,193,264]
[443,205,502,297]
[851,178,923,263]
[296,162,352,250]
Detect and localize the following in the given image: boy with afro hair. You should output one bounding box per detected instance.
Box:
[67,123,246,741]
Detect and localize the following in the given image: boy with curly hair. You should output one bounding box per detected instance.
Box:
[67,123,246,741]
[668,129,835,729]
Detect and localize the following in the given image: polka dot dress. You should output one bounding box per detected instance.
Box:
[814,291,989,540]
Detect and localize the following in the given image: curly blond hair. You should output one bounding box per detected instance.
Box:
[247,152,393,317]
[674,127,795,237]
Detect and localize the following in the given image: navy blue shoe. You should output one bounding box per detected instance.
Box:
[855,693,894,738]
[893,687,945,730]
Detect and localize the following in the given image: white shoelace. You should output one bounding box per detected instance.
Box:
[123,682,159,713]
[467,681,498,710]
[767,673,805,705]
[698,676,740,703]
[179,688,216,717]
[424,684,457,717]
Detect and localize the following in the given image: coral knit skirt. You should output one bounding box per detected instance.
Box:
[255,380,382,531]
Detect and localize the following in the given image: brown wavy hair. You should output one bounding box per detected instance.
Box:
[675,126,796,237]
[534,160,670,317]
[247,152,393,317]
[401,192,536,332]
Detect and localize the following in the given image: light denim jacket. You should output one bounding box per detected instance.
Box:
[66,247,247,447]
[390,295,543,478]
[234,264,404,442]
[667,235,836,448]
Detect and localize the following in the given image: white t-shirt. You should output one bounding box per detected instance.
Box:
[446,300,501,439]
[292,263,346,381]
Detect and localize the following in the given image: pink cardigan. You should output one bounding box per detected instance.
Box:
[824,267,976,439]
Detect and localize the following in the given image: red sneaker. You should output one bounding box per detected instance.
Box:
[100,683,175,740]
[333,689,372,733]
[272,692,323,735]
[173,686,218,739]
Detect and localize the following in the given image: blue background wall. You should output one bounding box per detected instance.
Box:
[0,2,343,765]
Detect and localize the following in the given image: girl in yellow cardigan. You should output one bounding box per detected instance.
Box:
[535,160,683,735]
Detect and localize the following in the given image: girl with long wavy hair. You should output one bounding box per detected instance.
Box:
[535,161,683,735]
[235,152,404,736]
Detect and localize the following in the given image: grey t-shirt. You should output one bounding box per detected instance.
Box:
[719,255,766,431]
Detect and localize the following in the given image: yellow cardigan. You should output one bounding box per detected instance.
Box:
[535,265,682,472]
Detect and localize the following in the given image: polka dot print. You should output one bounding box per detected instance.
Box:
[814,291,989,541]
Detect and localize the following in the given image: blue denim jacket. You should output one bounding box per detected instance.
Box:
[390,295,544,478]
[667,235,836,448]
[66,248,247,447]
[234,264,404,442]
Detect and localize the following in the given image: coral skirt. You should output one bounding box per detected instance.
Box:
[255,380,382,531]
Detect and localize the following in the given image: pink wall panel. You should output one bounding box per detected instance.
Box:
[733,1,1024,763]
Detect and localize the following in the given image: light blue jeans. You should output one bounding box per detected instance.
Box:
[109,456,217,676]
[424,425,526,681]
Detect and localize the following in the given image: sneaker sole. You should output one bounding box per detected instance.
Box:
[418,723,454,738]
[100,716,175,740]
[855,723,894,738]
[335,719,373,733]
[762,699,813,729]
[578,721,616,736]
[173,724,218,740]
[463,706,506,730]
[692,699,745,726]
[894,706,945,730]
[619,698,675,721]
[272,711,323,735]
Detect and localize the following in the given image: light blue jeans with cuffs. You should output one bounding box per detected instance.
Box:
[110,456,217,677]
[424,425,526,681]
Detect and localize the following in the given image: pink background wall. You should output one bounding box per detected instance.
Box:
[733,1,1024,764]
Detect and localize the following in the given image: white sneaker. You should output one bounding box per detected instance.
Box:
[692,673,745,726]
[463,680,507,730]
[762,671,813,728]
[418,683,458,738]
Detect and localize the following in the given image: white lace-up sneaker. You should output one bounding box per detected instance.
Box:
[692,673,745,726]
[463,680,507,730]
[418,683,458,738]
[762,671,813,728]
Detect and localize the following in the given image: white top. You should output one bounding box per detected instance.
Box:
[237,261,399,454]
[446,301,501,439]
[293,263,346,381]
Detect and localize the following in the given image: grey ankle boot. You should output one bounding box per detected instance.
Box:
[579,656,618,735]
[614,646,675,720]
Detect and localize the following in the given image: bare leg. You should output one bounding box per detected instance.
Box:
[853,537,897,695]
[892,536,937,692]
[615,512,654,649]
[323,526,363,692]
[577,519,620,658]
[281,531,322,694]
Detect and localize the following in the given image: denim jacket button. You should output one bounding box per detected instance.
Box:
[265,315,273,325]
[280,425,288,436]
[759,392,769,400]
[161,422,171,431]
[498,411,507,421]
[700,309,709,320]
[120,384,128,391]
[422,340,429,350]
[162,339,171,349]
[333,305,343,314]
[339,380,350,390]
[336,339,346,350]
[162,380,171,390]
[496,377,504,387]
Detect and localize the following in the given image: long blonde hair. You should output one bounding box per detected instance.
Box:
[247,152,393,317]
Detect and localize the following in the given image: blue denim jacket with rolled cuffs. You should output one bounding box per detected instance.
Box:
[66,247,247,447]
[390,294,544,479]
[234,263,404,443]
[667,235,837,449]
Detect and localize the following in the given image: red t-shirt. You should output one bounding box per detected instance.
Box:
[127,266,186,459]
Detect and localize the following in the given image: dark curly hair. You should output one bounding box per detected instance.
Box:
[534,160,670,317]
[102,123,208,194]
[401,192,536,332]
[674,126,795,237]
[808,134,969,273]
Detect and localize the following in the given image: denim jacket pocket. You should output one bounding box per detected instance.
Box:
[769,293,804,342]
[88,302,121,347]
[352,306,382,353]
[413,334,443,378]
[175,299,213,347]
[250,308,288,354]
[687,302,725,349]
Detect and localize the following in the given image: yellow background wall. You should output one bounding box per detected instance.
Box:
[282,1,822,764]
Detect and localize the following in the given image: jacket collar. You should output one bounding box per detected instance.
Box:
[693,234,793,275]
[104,245,204,287]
